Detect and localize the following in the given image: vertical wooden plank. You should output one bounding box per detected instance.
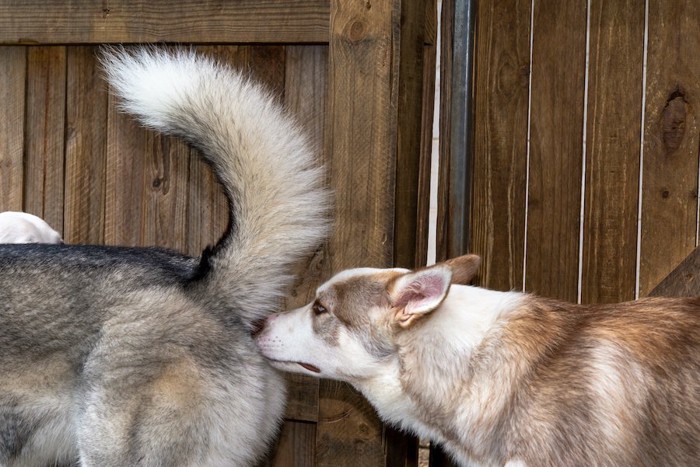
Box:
[64,46,109,245]
[267,420,317,467]
[250,46,287,92]
[0,46,25,212]
[580,0,644,303]
[416,44,437,268]
[140,131,191,252]
[469,0,531,291]
[639,0,700,296]
[104,47,192,251]
[185,147,227,256]
[435,0,454,264]
[525,0,587,301]
[104,89,147,246]
[394,0,425,269]
[280,45,327,429]
[24,46,66,233]
[326,0,399,270]
[320,0,401,465]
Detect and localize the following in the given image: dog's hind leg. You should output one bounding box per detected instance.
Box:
[76,358,285,466]
[75,356,214,466]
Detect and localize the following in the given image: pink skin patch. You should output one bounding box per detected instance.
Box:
[395,272,448,313]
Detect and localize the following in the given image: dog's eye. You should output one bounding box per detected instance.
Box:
[312,301,328,316]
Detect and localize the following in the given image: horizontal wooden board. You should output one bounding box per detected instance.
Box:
[0,0,330,45]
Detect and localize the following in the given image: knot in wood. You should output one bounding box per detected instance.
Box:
[349,20,366,42]
[661,88,687,155]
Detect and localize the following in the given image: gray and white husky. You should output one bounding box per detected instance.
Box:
[0,48,328,466]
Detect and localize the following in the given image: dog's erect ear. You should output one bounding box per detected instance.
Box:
[444,254,481,285]
[390,265,452,328]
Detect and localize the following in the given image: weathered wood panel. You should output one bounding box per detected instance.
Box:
[650,246,700,297]
[525,0,587,301]
[0,46,25,211]
[394,0,427,271]
[267,420,317,467]
[415,43,438,268]
[24,46,66,231]
[281,45,328,425]
[435,0,454,265]
[639,0,700,296]
[64,46,109,245]
[580,0,644,304]
[104,90,149,246]
[0,0,330,45]
[317,0,401,464]
[470,0,531,291]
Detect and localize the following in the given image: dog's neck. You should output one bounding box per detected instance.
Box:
[356,285,527,460]
[401,284,525,350]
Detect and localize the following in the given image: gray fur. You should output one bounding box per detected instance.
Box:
[0,48,329,466]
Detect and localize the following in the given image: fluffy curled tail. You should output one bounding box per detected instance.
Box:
[102,47,330,328]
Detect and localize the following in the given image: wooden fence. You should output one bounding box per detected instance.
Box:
[438,0,700,305]
[433,3,700,464]
[0,1,438,465]
[4,0,698,465]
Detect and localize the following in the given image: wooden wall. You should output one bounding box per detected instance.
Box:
[459,0,700,303]
[0,1,437,466]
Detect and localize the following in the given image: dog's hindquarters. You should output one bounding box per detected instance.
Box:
[74,291,287,466]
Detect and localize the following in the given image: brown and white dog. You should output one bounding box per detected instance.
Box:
[256,254,700,466]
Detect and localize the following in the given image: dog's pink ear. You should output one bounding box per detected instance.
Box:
[390,265,452,328]
[444,254,481,285]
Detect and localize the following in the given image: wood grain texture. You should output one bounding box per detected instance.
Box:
[0,46,25,212]
[525,0,587,301]
[24,46,66,232]
[435,0,454,264]
[64,46,109,244]
[104,54,192,252]
[140,132,191,252]
[281,45,328,425]
[469,0,531,292]
[318,0,401,464]
[0,0,329,45]
[424,0,438,46]
[580,0,644,304]
[266,420,317,467]
[639,0,700,296]
[326,0,399,270]
[317,380,386,466]
[415,43,437,268]
[394,0,426,269]
[104,90,149,246]
[649,246,700,297]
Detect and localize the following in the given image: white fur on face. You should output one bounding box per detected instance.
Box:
[256,267,408,381]
[0,211,62,244]
[255,303,383,382]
